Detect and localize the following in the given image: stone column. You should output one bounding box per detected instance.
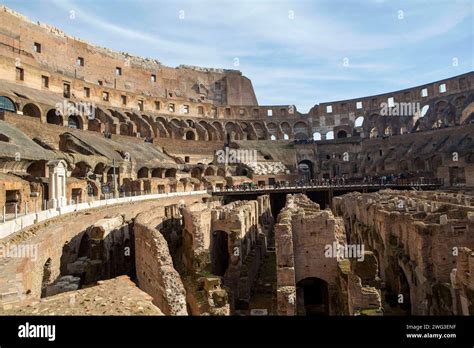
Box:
[47,160,67,208]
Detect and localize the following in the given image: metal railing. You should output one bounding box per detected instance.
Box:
[0,188,202,224]
[211,178,445,193]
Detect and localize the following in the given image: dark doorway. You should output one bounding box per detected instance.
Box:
[298,160,313,181]
[211,231,229,276]
[296,277,330,316]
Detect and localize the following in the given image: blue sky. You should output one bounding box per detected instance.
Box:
[2,0,473,112]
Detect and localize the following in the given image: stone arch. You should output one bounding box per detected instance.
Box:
[293,121,309,140]
[185,130,196,140]
[266,122,278,139]
[354,116,364,128]
[137,167,149,179]
[46,109,63,126]
[298,159,313,180]
[191,167,202,179]
[165,168,177,178]
[27,160,47,178]
[0,96,17,112]
[71,161,91,178]
[296,277,329,316]
[212,121,225,140]
[336,130,347,139]
[67,115,84,129]
[155,117,170,138]
[204,167,216,176]
[120,122,134,136]
[88,118,101,132]
[22,103,42,119]
[225,122,239,141]
[312,132,321,141]
[151,168,164,178]
[280,122,292,139]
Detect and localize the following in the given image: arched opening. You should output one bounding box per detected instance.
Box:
[354,116,364,127]
[298,160,313,181]
[151,168,163,178]
[387,266,412,315]
[46,109,63,126]
[27,160,47,178]
[0,96,16,112]
[204,167,215,176]
[191,167,202,179]
[22,103,41,118]
[211,230,229,277]
[296,277,329,316]
[185,131,195,140]
[293,122,309,140]
[384,126,392,136]
[120,123,133,136]
[420,105,429,117]
[326,131,334,140]
[71,162,90,179]
[336,130,347,139]
[312,132,321,141]
[137,167,149,179]
[270,134,276,140]
[68,115,82,129]
[94,163,106,176]
[283,133,289,140]
[0,133,10,142]
[41,258,53,298]
[165,168,176,178]
[88,118,101,132]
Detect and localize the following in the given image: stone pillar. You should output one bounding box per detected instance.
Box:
[47,160,67,208]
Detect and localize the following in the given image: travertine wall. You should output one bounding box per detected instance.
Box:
[275,194,343,314]
[333,190,474,315]
[134,209,188,315]
[0,194,206,310]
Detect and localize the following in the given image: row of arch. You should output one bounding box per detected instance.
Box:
[1,92,472,142]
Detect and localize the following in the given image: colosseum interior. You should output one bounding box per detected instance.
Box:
[0,5,473,321]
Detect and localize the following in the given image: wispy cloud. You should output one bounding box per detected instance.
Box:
[3,0,472,112]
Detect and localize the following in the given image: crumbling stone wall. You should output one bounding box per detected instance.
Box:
[134,209,188,315]
[333,190,474,315]
[0,194,206,310]
[210,197,272,310]
[275,194,345,315]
